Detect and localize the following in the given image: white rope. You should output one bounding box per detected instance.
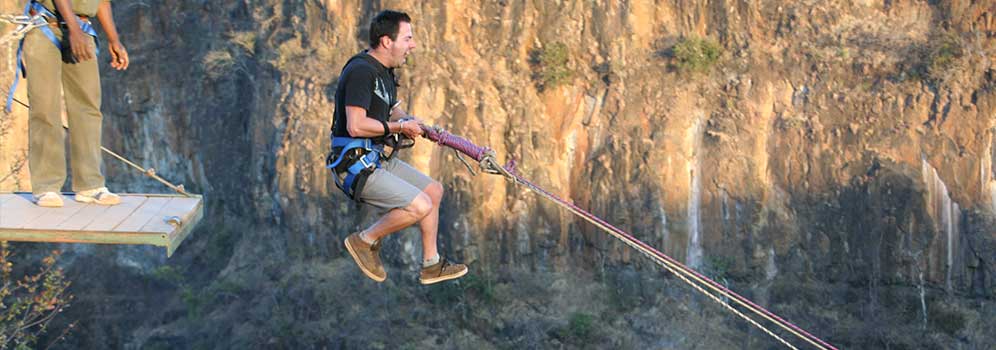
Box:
[483,156,834,350]
[514,175,801,349]
[0,14,47,46]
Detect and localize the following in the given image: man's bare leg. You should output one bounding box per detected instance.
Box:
[418,182,443,262]
[415,181,468,284]
[361,192,432,242]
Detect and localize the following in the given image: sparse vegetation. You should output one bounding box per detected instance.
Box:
[0,95,26,187]
[837,47,850,60]
[902,30,965,83]
[557,312,597,344]
[924,31,964,81]
[672,36,722,73]
[929,301,967,336]
[203,50,236,79]
[462,273,497,304]
[180,286,208,320]
[531,42,573,91]
[704,255,735,281]
[274,37,310,72]
[227,31,257,55]
[0,243,73,348]
[150,265,184,286]
[426,272,497,305]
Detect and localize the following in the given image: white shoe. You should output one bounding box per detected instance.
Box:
[74,187,121,205]
[34,192,64,208]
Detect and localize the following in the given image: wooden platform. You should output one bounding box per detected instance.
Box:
[0,192,203,257]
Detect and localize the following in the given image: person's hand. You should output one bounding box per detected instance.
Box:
[108,40,129,70]
[67,29,94,62]
[399,120,423,138]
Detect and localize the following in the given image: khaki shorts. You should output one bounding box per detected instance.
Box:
[354,158,433,210]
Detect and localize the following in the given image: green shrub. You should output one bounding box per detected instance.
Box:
[903,31,965,82]
[557,312,597,343]
[425,272,499,305]
[673,36,722,73]
[426,280,464,305]
[462,273,497,304]
[929,303,966,335]
[180,286,208,320]
[925,31,964,81]
[705,255,735,280]
[532,42,573,90]
[150,265,184,286]
[568,312,594,340]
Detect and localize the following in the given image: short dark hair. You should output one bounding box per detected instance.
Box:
[368,10,411,48]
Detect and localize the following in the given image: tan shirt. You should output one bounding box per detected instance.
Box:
[39,0,109,18]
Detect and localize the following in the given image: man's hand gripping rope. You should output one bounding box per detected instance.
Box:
[417,122,517,181]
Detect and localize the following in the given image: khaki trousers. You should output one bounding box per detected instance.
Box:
[23,25,104,194]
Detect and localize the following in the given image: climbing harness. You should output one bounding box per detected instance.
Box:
[326,114,418,200]
[3,1,98,113]
[419,124,838,350]
[326,136,384,200]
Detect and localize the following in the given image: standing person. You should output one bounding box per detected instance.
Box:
[23,0,128,207]
[329,10,468,285]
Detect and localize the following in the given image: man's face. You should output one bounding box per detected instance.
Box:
[387,22,416,68]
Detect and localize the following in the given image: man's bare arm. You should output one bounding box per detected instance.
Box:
[346,105,422,138]
[96,0,128,70]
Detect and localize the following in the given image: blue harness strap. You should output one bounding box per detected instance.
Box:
[6,1,99,113]
[326,136,384,199]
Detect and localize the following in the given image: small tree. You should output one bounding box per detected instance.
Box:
[0,242,74,349]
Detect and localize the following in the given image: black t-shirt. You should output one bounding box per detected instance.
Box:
[331,51,399,139]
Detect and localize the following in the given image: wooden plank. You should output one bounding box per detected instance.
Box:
[139,197,202,233]
[56,201,113,230]
[0,194,17,205]
[112,197,171,232]
[0,193,49,228]
[22,196,87,230]
[167,198,203,257]
[0,228,168,247]
[0,192,204,258]
[83,196,146,231]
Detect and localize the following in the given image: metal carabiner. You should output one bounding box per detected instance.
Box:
[1,14,48,41]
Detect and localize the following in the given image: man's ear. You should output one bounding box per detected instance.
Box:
[379,35,392,49]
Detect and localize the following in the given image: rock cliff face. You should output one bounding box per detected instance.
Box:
[2,0,995,349]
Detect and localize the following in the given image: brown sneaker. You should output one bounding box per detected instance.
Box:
[419,257,468,285]
[344,233,386,282]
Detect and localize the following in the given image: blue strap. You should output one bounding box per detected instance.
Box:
[6,2,99,113]
[327,136,384,198]
[341,151,380,196]
[30,3,63,46]
[331,136,371,148]
[29,3,96,47]
[327,137,377,169]
[5,35,27,113]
